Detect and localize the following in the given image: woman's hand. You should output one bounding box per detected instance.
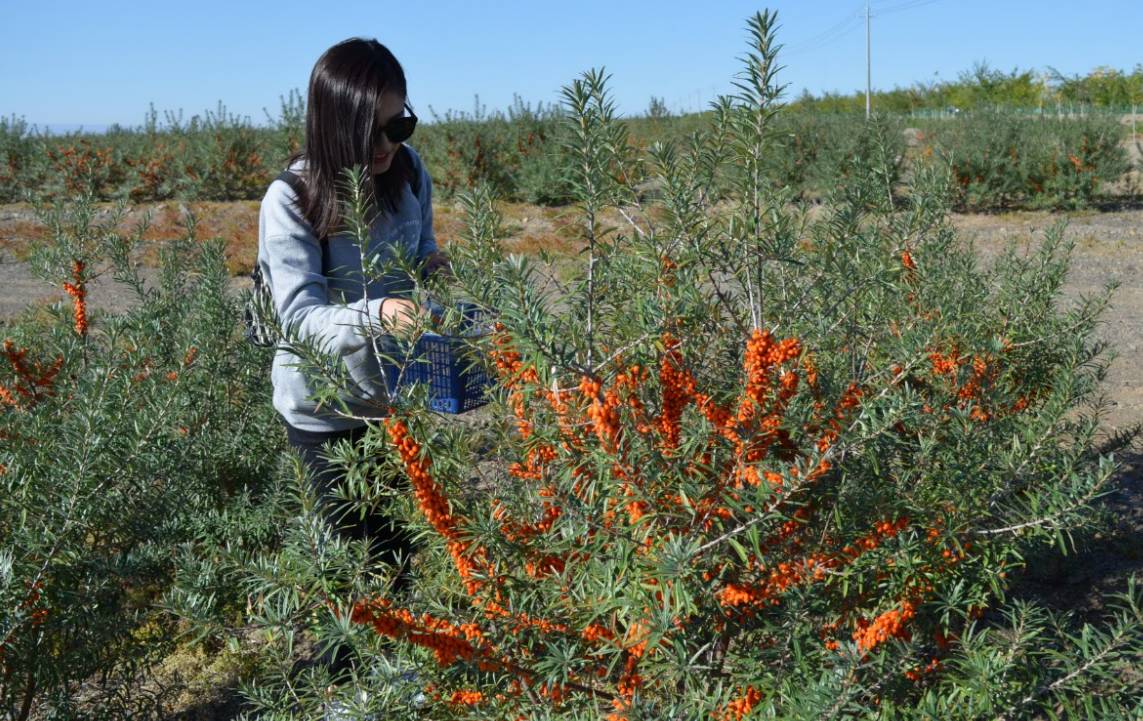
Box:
[421,251,453,280]
[379,297,421,333]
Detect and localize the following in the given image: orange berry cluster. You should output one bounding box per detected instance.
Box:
[737,329,801,424]
[488,331,600,582]
[644,329,847,531]
[716,686,764,721]
[717,517,909,612]
[489,327,572,485]
[358,327,888,713]
[815,381,863,454]
[383,414,576,640]
[496,495,562,542]
[802,353,819,388]
[448,689,484,706]
[717,552,828,609]
[130,357,155,384]
[46,142,115,194]
[19,580,48,626]
[656,334,695,450]
[903,656,941,683]
[350,598,493,667]
[580,376,622,454]
[581,622,615,644]
[924,520,975,568]
[613,654,644,712]
[62,259,87,337]
[658,256,678,288]
[853,599,917,654]
[925,344,1014,422]
[0,580,50,663]
[489,325,546,438]
[604,625,653,721]
[900,250,917,272]
[385,417,484,593]
[839,516,910,557]
[509,443,557,481]
[0,340,64,410]
[568,366,654,528]
[385,418,456,542]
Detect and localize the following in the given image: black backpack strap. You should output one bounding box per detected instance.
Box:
[276,169,329,275]
[400,145,422,201]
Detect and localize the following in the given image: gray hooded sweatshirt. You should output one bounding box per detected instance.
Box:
[256,146,437,432]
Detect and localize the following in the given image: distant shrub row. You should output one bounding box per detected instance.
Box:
[789,62,1143,114]
[1,99,1137,211]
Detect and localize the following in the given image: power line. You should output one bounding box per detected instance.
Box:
[784,0,942,58]
[775,0,945,115]
[872,0,943,17]
[783,4,865,56]
[866,0,872,117]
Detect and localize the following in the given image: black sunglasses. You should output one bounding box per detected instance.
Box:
[375,103,418,144]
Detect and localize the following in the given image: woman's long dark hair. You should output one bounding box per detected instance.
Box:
[285,38,415,240]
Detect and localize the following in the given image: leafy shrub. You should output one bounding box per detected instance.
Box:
[935,112,1130,209]
[414,96,572,205]
[0,115,48,203]
[223,10,1142,721]
[788,62,1143,114]
[45,138,143,200]
[1,89,1135,209]
[0,195,282,720]
[646,96,670,120]
[0,103,297,204]
[260,89,307,172]
[762,112,906,202]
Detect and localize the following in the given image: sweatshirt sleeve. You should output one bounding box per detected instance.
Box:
[259,181,386,353]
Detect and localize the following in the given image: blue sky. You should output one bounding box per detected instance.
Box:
[3,0,1141,134]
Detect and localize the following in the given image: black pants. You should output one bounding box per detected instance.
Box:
[283,418,416,676]
[283,418,416,569]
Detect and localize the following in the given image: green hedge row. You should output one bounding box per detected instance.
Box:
[1,102,1136,211]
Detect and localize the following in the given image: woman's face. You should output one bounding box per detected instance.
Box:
[371,92,406,174]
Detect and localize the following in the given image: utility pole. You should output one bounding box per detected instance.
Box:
[865,0,872,118]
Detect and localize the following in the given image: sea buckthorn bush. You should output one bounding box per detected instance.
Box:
[411,96,572,205]
[0,195,282,720]
[933,111,1130,210]
[226,11,1141,721]
[760,112,906,203]
[2,94,575,206]
[0,115,48,203]
[1,103,293,204]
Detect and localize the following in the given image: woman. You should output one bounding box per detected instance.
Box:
[257,38,446,574]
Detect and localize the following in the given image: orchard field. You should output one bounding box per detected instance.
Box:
[2,11,1142,721]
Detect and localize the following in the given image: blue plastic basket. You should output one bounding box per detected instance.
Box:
[399,302,493,414]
